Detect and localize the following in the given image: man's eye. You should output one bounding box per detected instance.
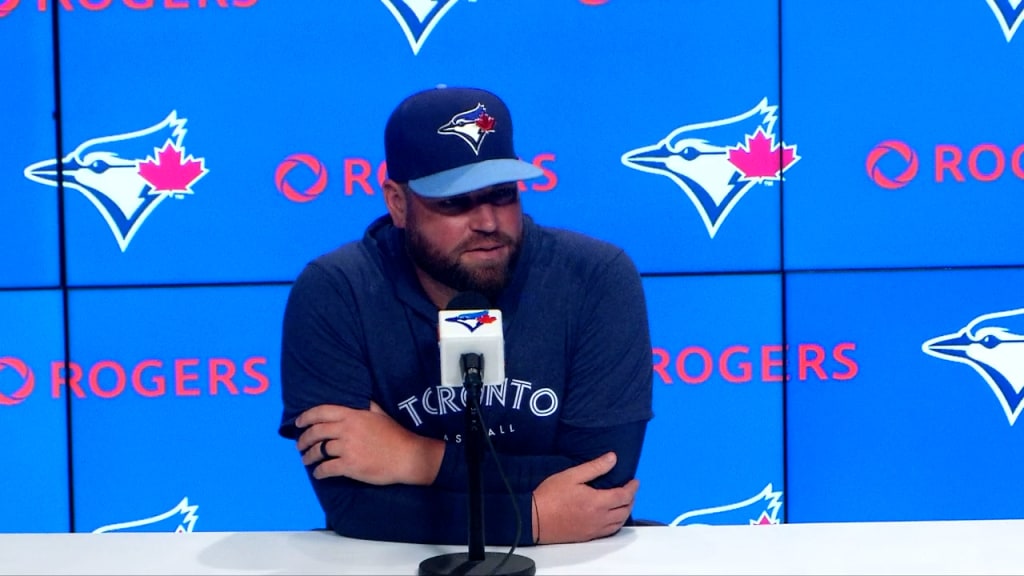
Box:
[436,197,473,212]
[488,187,518,205]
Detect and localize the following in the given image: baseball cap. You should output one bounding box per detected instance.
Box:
[384,86,544,198]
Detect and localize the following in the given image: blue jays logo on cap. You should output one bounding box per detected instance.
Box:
[438,104,496,155]
[385,86,543,198]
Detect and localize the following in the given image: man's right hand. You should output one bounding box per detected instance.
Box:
[532,452,640,544]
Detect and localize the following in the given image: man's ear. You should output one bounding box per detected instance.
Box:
[382,179,408,228]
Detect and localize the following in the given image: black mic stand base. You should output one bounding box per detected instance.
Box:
[419,551,536,576]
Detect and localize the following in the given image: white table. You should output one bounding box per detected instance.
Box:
[2,520,1022,575]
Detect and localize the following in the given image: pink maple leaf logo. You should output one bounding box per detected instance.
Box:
[727,128,798,181]
[138,141,208,195]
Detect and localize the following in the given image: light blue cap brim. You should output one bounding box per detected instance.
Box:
[408,158,544,198]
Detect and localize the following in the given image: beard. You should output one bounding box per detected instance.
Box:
[404,226,521,303]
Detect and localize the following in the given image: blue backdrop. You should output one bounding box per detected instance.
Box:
[1,0,1023,533]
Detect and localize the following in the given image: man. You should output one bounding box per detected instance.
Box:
[279,86,653,546]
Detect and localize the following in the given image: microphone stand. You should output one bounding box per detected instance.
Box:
[418,354,536,576]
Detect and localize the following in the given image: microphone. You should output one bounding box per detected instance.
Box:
[438,292,505,388]
[421,292,535,576]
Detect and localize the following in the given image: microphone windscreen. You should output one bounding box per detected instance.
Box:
[445,291,491,311]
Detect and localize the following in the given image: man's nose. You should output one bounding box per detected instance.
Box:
[467,202,499,233]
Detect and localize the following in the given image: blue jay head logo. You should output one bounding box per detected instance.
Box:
[986,0,1024,41]
[380,0,459,55]
[621,98,800,238]
[669,484,783,526]
[437,104,497,155]
[91,497,199,533]
[923,307,1024,425]
[23,111,208,252]
[445,310,497,332]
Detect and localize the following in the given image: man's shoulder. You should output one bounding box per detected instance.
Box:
[310,239,373,270]
[301,216,395,282]
[532,222,634,270]
[294,234,390,296]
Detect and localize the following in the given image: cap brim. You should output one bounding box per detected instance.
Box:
[408,158,544,198]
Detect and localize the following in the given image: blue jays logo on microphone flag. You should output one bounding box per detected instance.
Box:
[923,307,1024,425]
[445,310,498,333]
[621,98,799,238]
[380,0,459,55]
[23,111,208,252]
[438,104,496,155]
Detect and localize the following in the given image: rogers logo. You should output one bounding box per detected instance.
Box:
[0,0,17,17]
[866,140,919,189]
[653,343,858,384]
[0,0,256,18]
[275,153,558,204]
[0,357,35,406]
[275,153,328,203]
[0,356,269,404]
[867,140,1024,189]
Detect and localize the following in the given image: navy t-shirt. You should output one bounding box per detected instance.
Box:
[279,214,654,545]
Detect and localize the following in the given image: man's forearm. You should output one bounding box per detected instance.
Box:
[404,434,446,486]
[432,420,648,493]
[314,473,536,546]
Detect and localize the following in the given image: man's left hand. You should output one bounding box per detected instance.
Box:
[295,402,444,486]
